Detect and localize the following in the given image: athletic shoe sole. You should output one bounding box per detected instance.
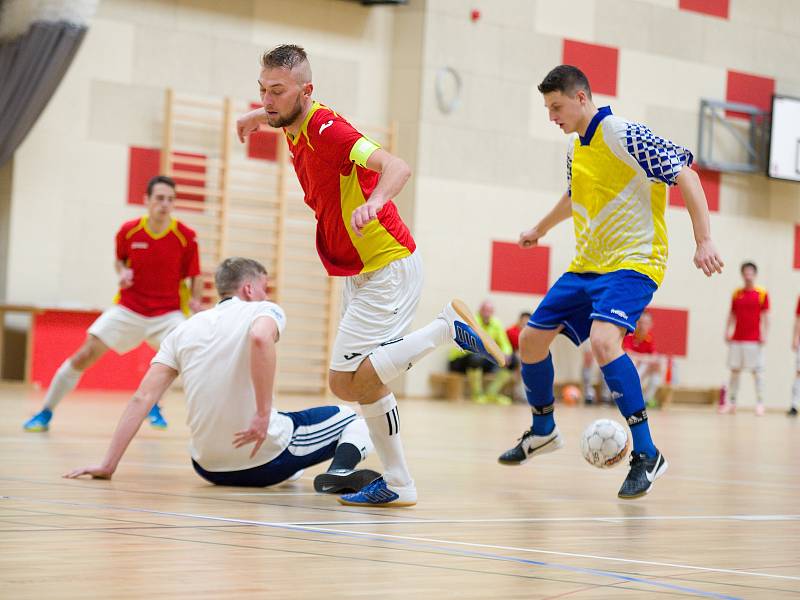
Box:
[451,299,507,366]
[498,433,564,466]
[23,424,49,433]
[337,496,417,508]
[618,456,669,500]
[313,469,381,494]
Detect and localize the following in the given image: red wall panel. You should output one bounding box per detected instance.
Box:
[247,102,279,161]
[562,40,619,97]
[725,70,775,119]
[127,146,206,205]
[647,307,689,357]
[669,165,720,212]
[679,0,729,19]
[794,224,800,270]
[31,310,155,391]
[490,242,549,295]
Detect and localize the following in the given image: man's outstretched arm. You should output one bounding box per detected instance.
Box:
[64,364,178,479]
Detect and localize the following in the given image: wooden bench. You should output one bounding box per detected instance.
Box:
[429,372,466,401]
[658,385,719,407]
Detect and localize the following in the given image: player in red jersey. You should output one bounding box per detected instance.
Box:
[23,176,203,432]
[721,262,769,415]
[622,311,661,407]
[236,45,503,507]
[788,297,800,417]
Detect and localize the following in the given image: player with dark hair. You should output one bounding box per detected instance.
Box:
[498,65,723,499]
[721,262,768,415]
[24,176,203,432]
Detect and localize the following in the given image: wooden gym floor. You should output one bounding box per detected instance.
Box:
[1,383,798,599]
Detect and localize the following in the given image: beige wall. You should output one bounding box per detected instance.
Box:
[6,0,800,408]
[6,0,395,309]
[402,0,800,408]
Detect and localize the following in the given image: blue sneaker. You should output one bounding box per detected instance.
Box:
[443,299,506,367]
[23,409,52,432]
[148,404,168,429]
[337,476,417,507]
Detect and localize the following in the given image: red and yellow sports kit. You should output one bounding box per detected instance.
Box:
[727,286,768,371]
[623,332,655,355]
[286,101,415,275]
[284,101,421,371]
[88,216,201,354]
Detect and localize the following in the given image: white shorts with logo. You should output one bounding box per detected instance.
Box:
[727,341,764,371]
[330,252,423,372]
[88,305,186,354]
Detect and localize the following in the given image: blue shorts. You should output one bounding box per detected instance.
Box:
[192,405,357,487]
[529,270,658,346]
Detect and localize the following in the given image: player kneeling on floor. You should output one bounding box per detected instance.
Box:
[64,257,379,493]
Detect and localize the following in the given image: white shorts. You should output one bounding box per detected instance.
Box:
[795,347,800,372]
[330,252,423,372]
[727,341,764,371]
[88,305,186,354]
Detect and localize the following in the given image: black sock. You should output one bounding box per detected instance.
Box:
[328,443,361,471]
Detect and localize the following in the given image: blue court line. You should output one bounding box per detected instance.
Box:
[1,495,743,599]
[266,523,743,600]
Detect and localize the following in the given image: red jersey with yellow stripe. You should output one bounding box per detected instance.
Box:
[115,217,200,317]
[730,286,769,342]
[623,332,655,354]
[285,101,415,276]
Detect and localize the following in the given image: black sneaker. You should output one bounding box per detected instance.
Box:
[497,427,564,465]
[313,468,381,494]
[618,450,668,499]
[788,407,798,417]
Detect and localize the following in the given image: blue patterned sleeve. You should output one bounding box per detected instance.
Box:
[624,122,693,186]
[566,146,573,197]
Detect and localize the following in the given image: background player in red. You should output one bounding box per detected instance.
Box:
[622,311,661,408]
[721,262,768,415]
[506,311,530,402]
[789,297,800,417]
[236,45,503,507]
[23,176,203,432]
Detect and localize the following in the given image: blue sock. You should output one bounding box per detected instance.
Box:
[600,353,657,457]
[521,354,555,435]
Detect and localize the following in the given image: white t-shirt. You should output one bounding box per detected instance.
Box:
[153,297,293,471]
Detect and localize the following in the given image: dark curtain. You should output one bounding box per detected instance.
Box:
[0,21,88,166]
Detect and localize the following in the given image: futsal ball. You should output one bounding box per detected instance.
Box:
[580,419,630,469]
[561,384,581,405]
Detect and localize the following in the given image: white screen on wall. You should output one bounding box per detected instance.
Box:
[768,95,800,182]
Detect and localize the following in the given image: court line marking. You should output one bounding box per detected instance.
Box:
[0,496,740,599]
[98,528,666,595]
[3,495,796,586]
[277,514,800,526]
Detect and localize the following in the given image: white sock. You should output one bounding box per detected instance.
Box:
[791,377,800,410]
[754,370,764,405]
[360,393,413,489]
[369,318,450,384]
[581,366,594,401]
[644,373,660,403]
[338,417,374,460]
[728,371,741,405]
[43,359,83,411]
